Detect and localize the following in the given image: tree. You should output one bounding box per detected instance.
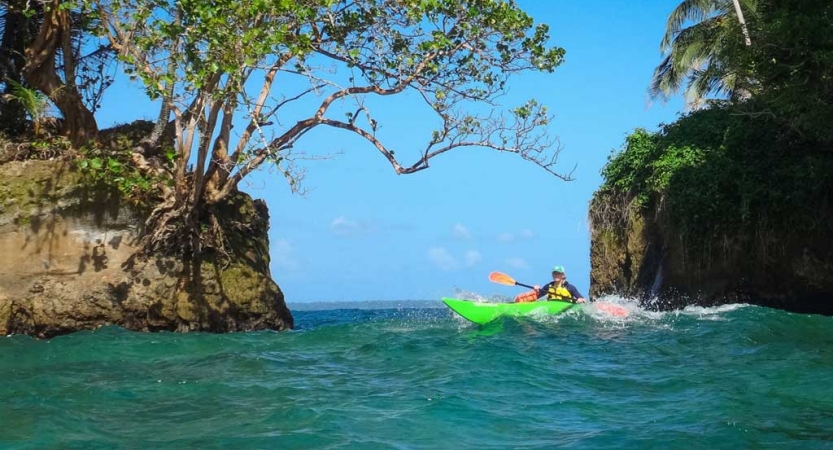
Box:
[748,0,833,142]
[0,0,37,135]
[731,0,752,47]
[650,0,758,104]
[5,0,115,143]
[89,0,569,256]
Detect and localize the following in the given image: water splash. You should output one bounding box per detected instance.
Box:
[452,288,510,303]
[650,261,664,296]
[582,294,753,326]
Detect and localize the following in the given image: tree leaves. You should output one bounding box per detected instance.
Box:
[650,0,756,103]
[90,0,571,202]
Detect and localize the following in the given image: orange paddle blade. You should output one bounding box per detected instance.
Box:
[488,271,517,286]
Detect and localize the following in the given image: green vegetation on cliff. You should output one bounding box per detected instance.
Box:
[597,0,833,262]
[649,0,833,144]
[591,104,833,311]
[598,105,832,250]
[590,0,833,311]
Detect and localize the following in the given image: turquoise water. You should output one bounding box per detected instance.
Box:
[1,298,832,449]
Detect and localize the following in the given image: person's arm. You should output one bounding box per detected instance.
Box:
[534,282,552,299]
[566,282,586,303]
[515,282,548,303]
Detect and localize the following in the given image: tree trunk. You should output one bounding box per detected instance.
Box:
[732,0,752,47]
[0,1,31,135]
[21,0,98,145]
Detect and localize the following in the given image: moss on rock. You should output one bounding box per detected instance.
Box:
[0,155,293,338]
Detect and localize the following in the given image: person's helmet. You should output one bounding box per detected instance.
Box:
[552,265,566,274]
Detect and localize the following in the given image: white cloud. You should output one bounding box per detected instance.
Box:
[464,250,482,267]
[272,239,300,271]
[497,232,515,243]
[505,257,528,269]
[452,223,471,240]
[428,246,458,271]
[331,216,374,236]
[498,229,535,242]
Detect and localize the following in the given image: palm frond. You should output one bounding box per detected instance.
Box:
[651,16,726,100]
[661,0,721,50]
[3,79,48,120]
[650,55,682,100]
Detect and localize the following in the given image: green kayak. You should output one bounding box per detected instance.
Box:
[442,297,576,325]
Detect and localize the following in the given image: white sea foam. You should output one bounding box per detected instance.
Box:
[581,294,752,325]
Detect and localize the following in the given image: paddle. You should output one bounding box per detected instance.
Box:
[488,271,629,317]
[488,271,536,290]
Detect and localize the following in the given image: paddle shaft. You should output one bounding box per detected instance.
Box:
[514,281,536,290]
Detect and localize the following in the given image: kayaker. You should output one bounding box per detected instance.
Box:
[514,265,587,303]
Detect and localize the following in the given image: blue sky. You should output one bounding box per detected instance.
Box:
[95,1,686,303]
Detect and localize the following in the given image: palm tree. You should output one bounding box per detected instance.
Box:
[650,0,757,104]
[731,0,752,47]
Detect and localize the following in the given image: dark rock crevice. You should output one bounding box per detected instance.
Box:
[589,192,833,315]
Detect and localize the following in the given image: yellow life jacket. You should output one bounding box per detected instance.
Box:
[546,283,574,302]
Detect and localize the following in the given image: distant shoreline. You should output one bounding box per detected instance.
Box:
[289,300,445,311]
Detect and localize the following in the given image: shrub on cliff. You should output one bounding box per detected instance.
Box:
[597,103,833,257]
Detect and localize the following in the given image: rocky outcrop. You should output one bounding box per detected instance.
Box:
[588,190,833,315]
[0,159,293,338]
[588,104,833,316]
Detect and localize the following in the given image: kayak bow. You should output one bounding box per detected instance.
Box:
[442,297,575,325]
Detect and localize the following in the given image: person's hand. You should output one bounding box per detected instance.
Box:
[515,290,538,303]
[533,285,540,291]
[575,297,587,304]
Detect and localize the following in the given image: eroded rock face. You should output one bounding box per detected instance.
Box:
[0,160,293,338]
[588,191,833,315]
